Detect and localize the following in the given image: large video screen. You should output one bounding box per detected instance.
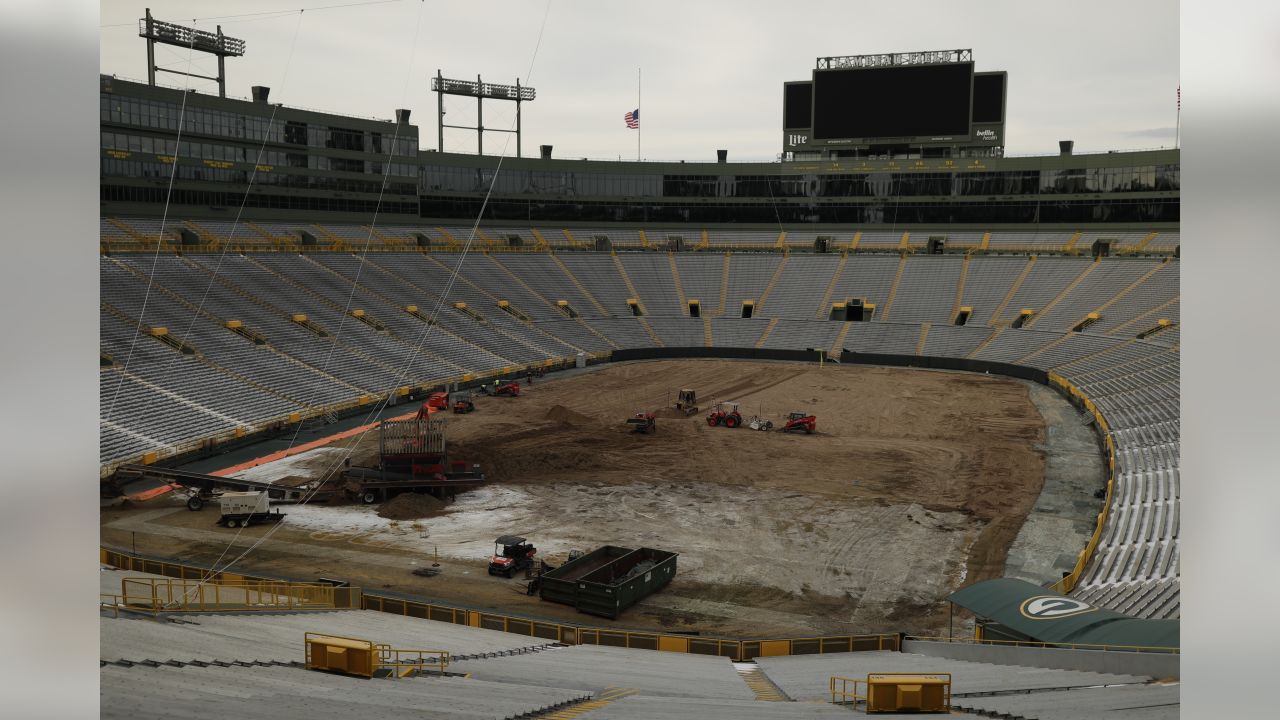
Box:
[812,62,973,139]
[783,82,812,129]
[972,72,1005,123]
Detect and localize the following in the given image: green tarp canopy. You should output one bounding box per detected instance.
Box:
[948,578,1179,649]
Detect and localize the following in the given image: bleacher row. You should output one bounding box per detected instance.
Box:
[99,567,1177,719]
[100,216,1180,253]
[99,239,1180,619]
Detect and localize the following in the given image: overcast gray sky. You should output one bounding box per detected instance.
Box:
[100,0,1179,161]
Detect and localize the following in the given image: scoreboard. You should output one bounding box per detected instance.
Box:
[783,50,1005,155]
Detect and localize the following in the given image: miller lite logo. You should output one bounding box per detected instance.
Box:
[1018,596,1097,620]
[976,128,997,141]
[788,134,808,145]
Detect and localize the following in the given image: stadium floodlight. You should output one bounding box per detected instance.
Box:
[138,8,246,98]
[431,76,536,102]
[432,71,537,157]
[817,49,971,70]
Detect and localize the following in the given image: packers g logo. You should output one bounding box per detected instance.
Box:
[1019,596,1096,620]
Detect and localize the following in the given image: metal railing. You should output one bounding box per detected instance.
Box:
[103,576,346,614]
[362,592,899,661]
[1045,372,1116,595]
[905,635,1179,655]
[830,675,866,706]
[375,644,451,678]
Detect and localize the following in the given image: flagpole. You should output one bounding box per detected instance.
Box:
[1175,85,1180,149]
[637,67,641,161]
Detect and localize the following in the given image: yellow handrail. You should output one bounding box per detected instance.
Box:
[830,676,865,705]
[114,576,342,613]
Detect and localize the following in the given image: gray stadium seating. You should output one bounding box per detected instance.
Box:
[100,235,1181,619]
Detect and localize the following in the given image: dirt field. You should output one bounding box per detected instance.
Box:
[101,359,1048,637]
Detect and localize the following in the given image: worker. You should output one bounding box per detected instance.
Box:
[526,369,534,385]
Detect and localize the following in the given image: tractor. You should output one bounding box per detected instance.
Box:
[488,535,537,578]
[706,401,743,429]
[451,391,475,414]
[485,380,521,397]
[626,411,657,434]
[780,411,817,434]
[674,388,699,415]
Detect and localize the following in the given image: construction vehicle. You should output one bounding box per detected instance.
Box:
[488,535,537,578]
[780,411,817,434]
[674,388,699,415]
[485,379,521,397]
[425,391,450,411]
[451,391,475,414]
[626,411,656,434]
[343,416,485,504]
[747,416,773,431]
[706,401,742,428]
[216,491,285,528]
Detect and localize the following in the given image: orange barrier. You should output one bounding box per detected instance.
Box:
[127,483,180,502]
[212,407,427,476]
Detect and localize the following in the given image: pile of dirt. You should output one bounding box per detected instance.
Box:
[377,492,447,520]
[543,404,594,426]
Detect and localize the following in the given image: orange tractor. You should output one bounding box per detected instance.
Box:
[626,411,656,434]
[706,401,743,429]
[780,411,817,434]
[485,380,521,397]
[451,391,475,414]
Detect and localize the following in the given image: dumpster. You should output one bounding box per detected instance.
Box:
[539,545,677,619]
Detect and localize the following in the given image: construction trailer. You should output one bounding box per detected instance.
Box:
[107,464,335,509]
[539,545,678,619]
[343,417,484,504]
[216,491,285,528]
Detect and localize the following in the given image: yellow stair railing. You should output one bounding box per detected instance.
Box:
[637,316,664,347]
[989,256,1037,326]
[1024,259,1100,329]
[878,253,909,320]
[966,326,1004,358]
[717,253,731,317]
[549,253,611,316]
[755,317,780,348]
[668,252,688,311]
[830,321,853,357]
[755,255,790,313]
[815,253,849,319]
[949,254,971,321]
[915,323,931,355]
[609,254,648,316]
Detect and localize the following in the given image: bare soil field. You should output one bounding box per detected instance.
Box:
[101,359,1048,637]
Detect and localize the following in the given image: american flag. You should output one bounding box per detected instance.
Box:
[624,108,639,129]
